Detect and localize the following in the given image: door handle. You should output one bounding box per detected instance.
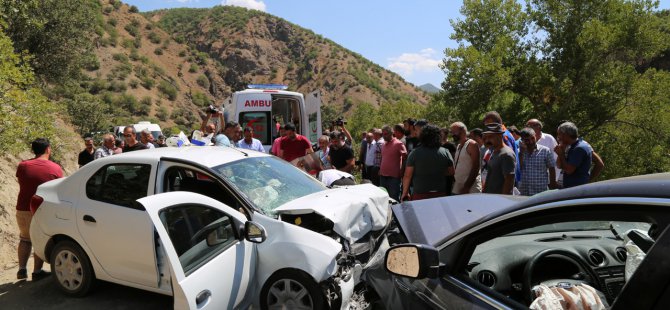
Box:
[196,290,211,308]
[83,215,96,223]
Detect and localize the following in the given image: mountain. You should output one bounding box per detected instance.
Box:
[419,83,441,94]
[144,6,429,110]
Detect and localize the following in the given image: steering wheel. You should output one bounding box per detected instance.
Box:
[522,248,601,304]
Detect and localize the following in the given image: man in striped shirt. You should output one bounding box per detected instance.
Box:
[518,128,557,196]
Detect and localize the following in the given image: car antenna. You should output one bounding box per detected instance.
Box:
[231,147,248,157]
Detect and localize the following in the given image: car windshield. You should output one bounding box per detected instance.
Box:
[211,156,326,216]
[506,221,651,236]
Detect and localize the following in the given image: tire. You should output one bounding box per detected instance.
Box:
[50,240,95,297]
[260,270,326,310]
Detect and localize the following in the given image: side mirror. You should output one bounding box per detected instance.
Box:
[385,244,445,279]
[245,221,267,243]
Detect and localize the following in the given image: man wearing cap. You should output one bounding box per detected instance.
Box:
[238,127,265,153]
[519,128,557,196]
[482,123,516,195]
[279,123,313,162]
[483,111,520,185]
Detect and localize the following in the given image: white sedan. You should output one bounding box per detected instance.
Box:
[29,147,390,309]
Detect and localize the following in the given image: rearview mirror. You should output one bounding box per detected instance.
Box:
[245,221,267,243]
[385,244,444,279]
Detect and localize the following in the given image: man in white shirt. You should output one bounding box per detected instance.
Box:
[526,119,560,180]
[237,127,265,153]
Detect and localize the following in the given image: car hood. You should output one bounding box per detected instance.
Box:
[392,194,526,247]
[274,184,390,243]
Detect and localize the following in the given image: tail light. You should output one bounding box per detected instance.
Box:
[30,195,44,214]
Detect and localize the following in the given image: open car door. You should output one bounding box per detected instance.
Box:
[305,90,322,144]
[138,192,256,310]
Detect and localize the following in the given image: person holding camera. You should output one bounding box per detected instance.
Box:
[201,106,224,141]
[328,131,355,173]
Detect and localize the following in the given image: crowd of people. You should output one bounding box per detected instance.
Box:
[301,111,605,202]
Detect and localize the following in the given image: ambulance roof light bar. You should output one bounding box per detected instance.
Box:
[247,84,289,90]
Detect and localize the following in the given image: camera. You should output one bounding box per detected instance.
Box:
[206,105,220,114]
[332,117,347,126]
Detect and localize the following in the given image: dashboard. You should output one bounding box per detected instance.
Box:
[467,230,628,303]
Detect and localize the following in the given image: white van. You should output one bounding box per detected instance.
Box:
[223,84,322,152]
[114,121,163,141]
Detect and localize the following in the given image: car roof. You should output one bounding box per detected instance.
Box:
[399,173,670,246]
[107,146,270,168]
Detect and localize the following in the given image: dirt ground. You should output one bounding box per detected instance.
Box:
[0,257,172,309]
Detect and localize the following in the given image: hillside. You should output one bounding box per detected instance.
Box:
[145,6,429,112]
[419,83,441,94]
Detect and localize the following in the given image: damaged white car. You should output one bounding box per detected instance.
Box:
[29,147,390,309]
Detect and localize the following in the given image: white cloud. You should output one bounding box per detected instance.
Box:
[222,0,266,11]
[387,48,441,77]
[175,0,199,3]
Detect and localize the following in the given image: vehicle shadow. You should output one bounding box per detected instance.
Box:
[0,276,172,309]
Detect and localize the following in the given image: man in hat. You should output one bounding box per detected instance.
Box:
[482,123,516,195]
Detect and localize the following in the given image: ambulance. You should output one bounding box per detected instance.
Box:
[223,84,323,152]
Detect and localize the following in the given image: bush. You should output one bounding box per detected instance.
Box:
[147,32,161,44]
[191,91,210,107]
[112,1,122,10]
[84,55,100,71]
[158,80,178,101]
[188,63,198,73]
[196,75,209,89]
[145,23,153,30]
[88,79,107,94]
[124,24,139,37]
[140,76,155,89]
[112,53,129,63]
[111,63,133,80]
[115,93,139,114]
[108,18,117,26]
[108,80,127,92]
[129,5,139,13]
[157,106,169,121]
[129,79,139,89]
[179,50,187,57]
[129,49,140,61]
[103,6,113,14]
[154,47,163,55]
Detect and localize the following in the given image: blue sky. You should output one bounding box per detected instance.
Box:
[124,0,670,88]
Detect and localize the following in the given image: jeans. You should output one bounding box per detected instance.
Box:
[366,166,380,186]
[380,176,401,201]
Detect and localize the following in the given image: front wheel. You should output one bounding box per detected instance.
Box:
[260,270,326,310]
[50,240,95,297]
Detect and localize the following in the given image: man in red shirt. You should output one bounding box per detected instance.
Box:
[15,138,63,280]
[279,123,313,162]
[379,125,407,201]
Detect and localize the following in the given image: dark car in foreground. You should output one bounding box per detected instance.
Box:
[362,173,670,309]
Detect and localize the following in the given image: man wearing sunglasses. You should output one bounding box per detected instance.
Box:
[122,126,148,152]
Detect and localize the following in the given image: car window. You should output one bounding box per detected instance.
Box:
[86,164,151,208]
[463,219,655,308]
[212,156,326,216]
[159,204,237,276]
[163,166,239,209]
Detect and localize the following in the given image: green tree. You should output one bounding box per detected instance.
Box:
[0,0,100,83]
[65,93,108,135]
[0,29,57,153]
[438,0,670,179]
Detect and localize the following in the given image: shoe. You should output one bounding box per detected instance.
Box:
[17,269,27,280]
[31,270,51,281]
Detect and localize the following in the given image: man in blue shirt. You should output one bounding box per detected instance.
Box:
[554,122,593,188]
[237,126,265,153]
